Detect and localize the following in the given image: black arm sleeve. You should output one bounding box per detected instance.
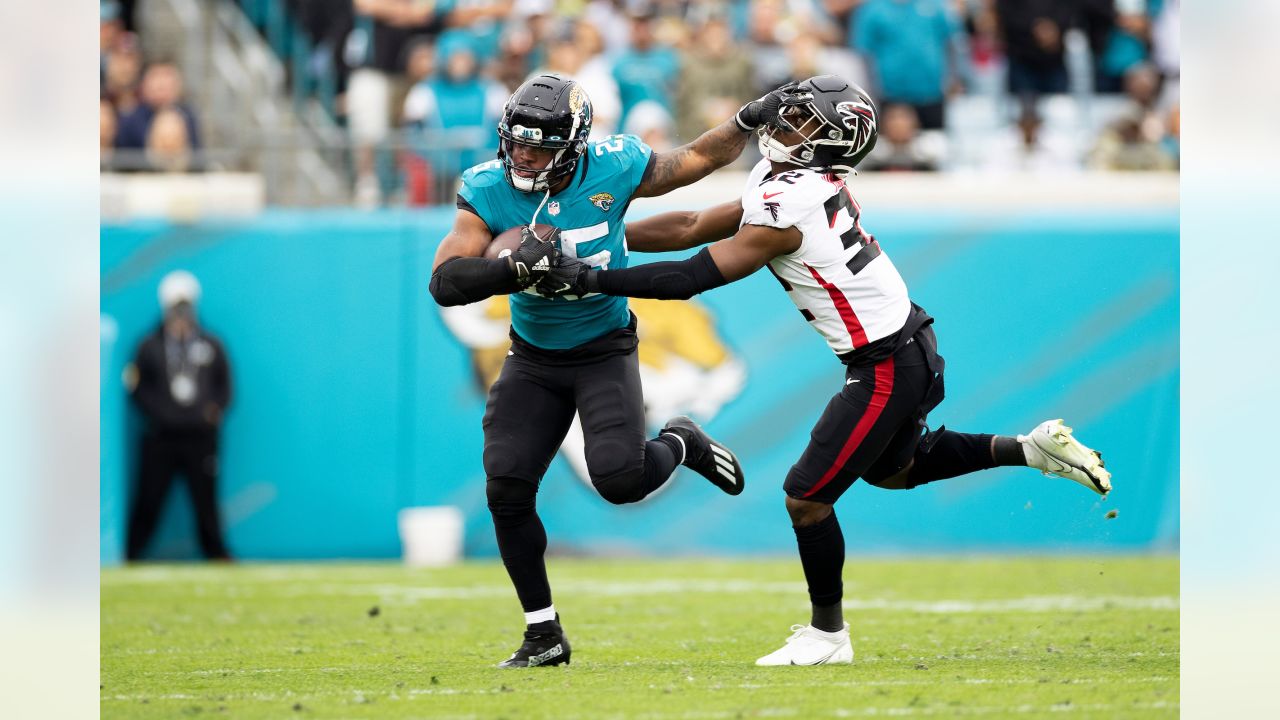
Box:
[590,247,727,300]
[428,256,520,307]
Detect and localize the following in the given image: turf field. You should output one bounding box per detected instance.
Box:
[101,557,1177,719]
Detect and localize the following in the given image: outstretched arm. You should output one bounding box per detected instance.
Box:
[540,223,802,300]
[632,82,814,198]
[625,200,744,253]
[633,119,751,198]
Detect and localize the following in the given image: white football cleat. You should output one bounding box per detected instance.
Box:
[755,623,854,666]
[1018,419,1112,496]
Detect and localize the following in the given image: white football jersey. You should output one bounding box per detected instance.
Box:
[739,159,910,358]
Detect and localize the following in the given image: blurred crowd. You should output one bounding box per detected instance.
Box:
[100,1,205,173]
[101,0,1181,198]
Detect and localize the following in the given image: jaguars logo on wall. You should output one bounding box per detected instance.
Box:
[439,297,746,498]
[590,193,614,212]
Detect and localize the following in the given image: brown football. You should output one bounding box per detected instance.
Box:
[484,224,558,260]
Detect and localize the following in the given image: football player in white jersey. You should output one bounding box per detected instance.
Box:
[538,75,1113,666]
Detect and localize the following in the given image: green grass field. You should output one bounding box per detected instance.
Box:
[101,557,1177,719]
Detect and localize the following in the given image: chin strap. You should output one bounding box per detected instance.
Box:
[528,187,553,240]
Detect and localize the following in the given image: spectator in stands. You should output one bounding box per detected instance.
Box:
[611,8,680,132]
[1111,62,1169,154]
[125,271,233,562]
[994,0,1073,99]
[623,100,677,152]
[145,108,197,173]
[115,62,201,152]
[403,36,437,93]
[101,1,125,85]
[102,38,143,116]
[822,0,868,39]
[1093,0,1153,94]
[749,0,842,94]
[674,14,754,145]
[1088,116,1174,171]
[493,22,537,93]
[958,0,1004,97]
[583,0,631,52]
[784,31,870,91]
[983,96,1082,174]
[101,99,117,170]
[343,0,444,208]
[541,23,621,139]
[403,33,506,183]
[851,0,965,131]
[1089,70,1175,173]
[440,0,513,62]
[861,103,939,172]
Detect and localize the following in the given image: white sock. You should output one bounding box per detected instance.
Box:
[661,431,687,465]
[525,605,556,625]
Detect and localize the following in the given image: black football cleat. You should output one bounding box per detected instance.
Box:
[661,415,745,496]
[497,616,571,668]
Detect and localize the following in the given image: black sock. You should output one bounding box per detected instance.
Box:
[488,493,551,613]
[636,434,682,498]
[906,430,1007,488]
[992,435,1027,466]
[794,511,844,631]
[811,602,844,634]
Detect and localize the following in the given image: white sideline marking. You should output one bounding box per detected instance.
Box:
[272,580,1177,613]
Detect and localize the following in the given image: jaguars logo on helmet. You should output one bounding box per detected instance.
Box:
[496,74,593,193]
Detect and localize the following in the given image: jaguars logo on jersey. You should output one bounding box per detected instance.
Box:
[590,192,614,212]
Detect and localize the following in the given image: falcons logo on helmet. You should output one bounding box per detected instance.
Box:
[835,100,876,152]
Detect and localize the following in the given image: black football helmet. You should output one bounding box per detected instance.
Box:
[758,75,878,175]
[496,74,593,192]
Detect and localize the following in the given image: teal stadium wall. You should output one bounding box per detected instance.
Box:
[100,207,1178,563]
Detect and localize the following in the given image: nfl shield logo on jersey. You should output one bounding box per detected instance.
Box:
[590,192,614,212]
[548,201,561,216]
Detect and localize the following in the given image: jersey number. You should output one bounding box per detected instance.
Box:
[823,189,881,275]
[593,136,626,156]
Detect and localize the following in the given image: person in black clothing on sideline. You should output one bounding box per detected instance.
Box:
[124,270,233,561]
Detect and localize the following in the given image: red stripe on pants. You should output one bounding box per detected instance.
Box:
[803,355,896,498]
[805,263,868,347]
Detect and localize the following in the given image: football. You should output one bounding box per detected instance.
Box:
[484,223,558,260]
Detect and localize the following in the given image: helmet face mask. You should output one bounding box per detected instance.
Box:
[496,75,592,192]
[757,76,878,176]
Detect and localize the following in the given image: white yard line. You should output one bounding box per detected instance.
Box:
[272,580,1178,613]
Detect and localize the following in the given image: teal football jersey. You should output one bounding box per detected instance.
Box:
[457,134,654,349]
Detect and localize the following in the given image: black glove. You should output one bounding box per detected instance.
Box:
[735,82,814,132]
[507,226,561,288]
[536,254,595,299]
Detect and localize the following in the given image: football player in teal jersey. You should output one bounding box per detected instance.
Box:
[429,73,810,667]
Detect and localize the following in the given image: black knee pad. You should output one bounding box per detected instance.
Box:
[593,474,642,505]
[486,477,537,524]
[482,439,522,480]
[586,441,643,505]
